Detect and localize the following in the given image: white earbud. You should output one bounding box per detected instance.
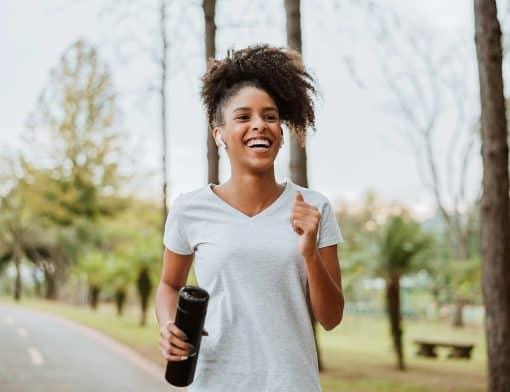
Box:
[216,132,227,149]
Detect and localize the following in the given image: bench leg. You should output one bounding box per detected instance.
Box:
[448,347,472,359]
[417,345,437,358]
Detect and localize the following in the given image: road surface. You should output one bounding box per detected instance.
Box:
[0,303,185,391]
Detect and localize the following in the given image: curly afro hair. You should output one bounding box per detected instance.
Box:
[201,44,317,145]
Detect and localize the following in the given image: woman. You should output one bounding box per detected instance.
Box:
[156,45,344,391]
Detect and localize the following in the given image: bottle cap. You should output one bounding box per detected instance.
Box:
[177,286,209,315]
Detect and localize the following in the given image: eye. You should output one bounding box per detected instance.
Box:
[265,114,278,122]
[236,114,249,121]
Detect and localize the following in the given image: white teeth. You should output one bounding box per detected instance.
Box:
[246,138,270,147]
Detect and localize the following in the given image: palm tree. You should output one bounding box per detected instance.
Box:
[370,213,432,370]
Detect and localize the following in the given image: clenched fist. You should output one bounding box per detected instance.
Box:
[291,192,321,258]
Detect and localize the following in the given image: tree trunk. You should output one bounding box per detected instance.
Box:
[453,298,466,327]
[285,0,308,189]
[88,284,100,310]
[159,0,169,232]
[474,1,510,390]
[285,0,319,371]
[13,256,21,302]
[89,285,100,309]
[43,266,57,300]
[32,265,42,297]
[386,274,405,370]
[115,289,126,316]
[452,244,469,327]
[137,267,152,327]
[203,0,219,185]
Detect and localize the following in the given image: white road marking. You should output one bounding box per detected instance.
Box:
[17,327,28,337]
[28,347,44,366]
[4,316,14,326]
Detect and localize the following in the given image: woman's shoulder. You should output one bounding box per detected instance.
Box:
[287,181,330,206]
[171,184,211,211]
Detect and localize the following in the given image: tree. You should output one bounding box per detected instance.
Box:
[158,0,170,230]
[203,0,219,185]
[361,7,481,327]
[17,166,87,299]
[474,0,510,389]
[24,40,127,298]
[335,192,385,302]
[285,0,308,188]
[125,226,161,326]
[104,0,201,233]
[104,255,134,316]
[337,192,434,369]
[75,250,108,309]
[284,0,329,372]
[0,189,29,301]
[367,213,431,370]
[0,162,67,301]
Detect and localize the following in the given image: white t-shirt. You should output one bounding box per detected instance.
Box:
[163,180,344,392]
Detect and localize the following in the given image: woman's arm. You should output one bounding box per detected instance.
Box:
[155,248,194,327]
[304,245,344,331]
[291,191,344,331]
[155,248,197,361]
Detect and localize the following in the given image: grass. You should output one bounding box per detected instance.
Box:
[1,296,486,391]
[317,314,486,391]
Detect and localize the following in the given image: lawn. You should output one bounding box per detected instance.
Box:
[1,296,486,391]
[317,314,486,391]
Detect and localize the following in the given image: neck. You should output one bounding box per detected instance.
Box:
[221,169,285,214]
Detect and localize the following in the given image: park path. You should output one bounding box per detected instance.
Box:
[0,303,186,392]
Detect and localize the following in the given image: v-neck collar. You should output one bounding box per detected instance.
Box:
[207,181,290,220]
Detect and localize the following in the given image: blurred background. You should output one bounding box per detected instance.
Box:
[2,0,509,391]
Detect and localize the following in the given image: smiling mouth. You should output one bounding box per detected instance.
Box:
[245,144,272,153]
[244,138,273,151]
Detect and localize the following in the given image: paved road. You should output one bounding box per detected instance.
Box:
[0,304,185,392]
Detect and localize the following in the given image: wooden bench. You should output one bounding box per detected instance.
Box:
[413,339,474,359]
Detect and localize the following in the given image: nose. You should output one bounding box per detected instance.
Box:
[251,115,267,131]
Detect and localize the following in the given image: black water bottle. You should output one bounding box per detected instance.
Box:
[165,286,209,387]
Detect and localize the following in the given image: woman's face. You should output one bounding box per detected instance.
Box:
[215,86,283,175]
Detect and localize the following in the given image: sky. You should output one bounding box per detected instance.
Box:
[1,0,500,220]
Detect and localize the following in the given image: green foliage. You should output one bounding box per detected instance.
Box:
[69,196,162,313]
[0,177,36,260]
[0,39,132,298]
[23,39,129,226]
[336,192,383,300]
[448,257,482,304]
[75,250,109,287]
[338,194,434,280]
[373,214,433,278]
[104,255,135,294]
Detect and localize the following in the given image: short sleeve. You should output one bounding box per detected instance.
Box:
[163,195,193,255]
[317,199,345,248]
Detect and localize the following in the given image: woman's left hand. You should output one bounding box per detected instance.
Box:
[291,192,321,258]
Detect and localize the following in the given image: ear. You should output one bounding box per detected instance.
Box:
[212,127,221,145]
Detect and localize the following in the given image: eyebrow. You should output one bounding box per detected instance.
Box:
[232,106,278,113]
